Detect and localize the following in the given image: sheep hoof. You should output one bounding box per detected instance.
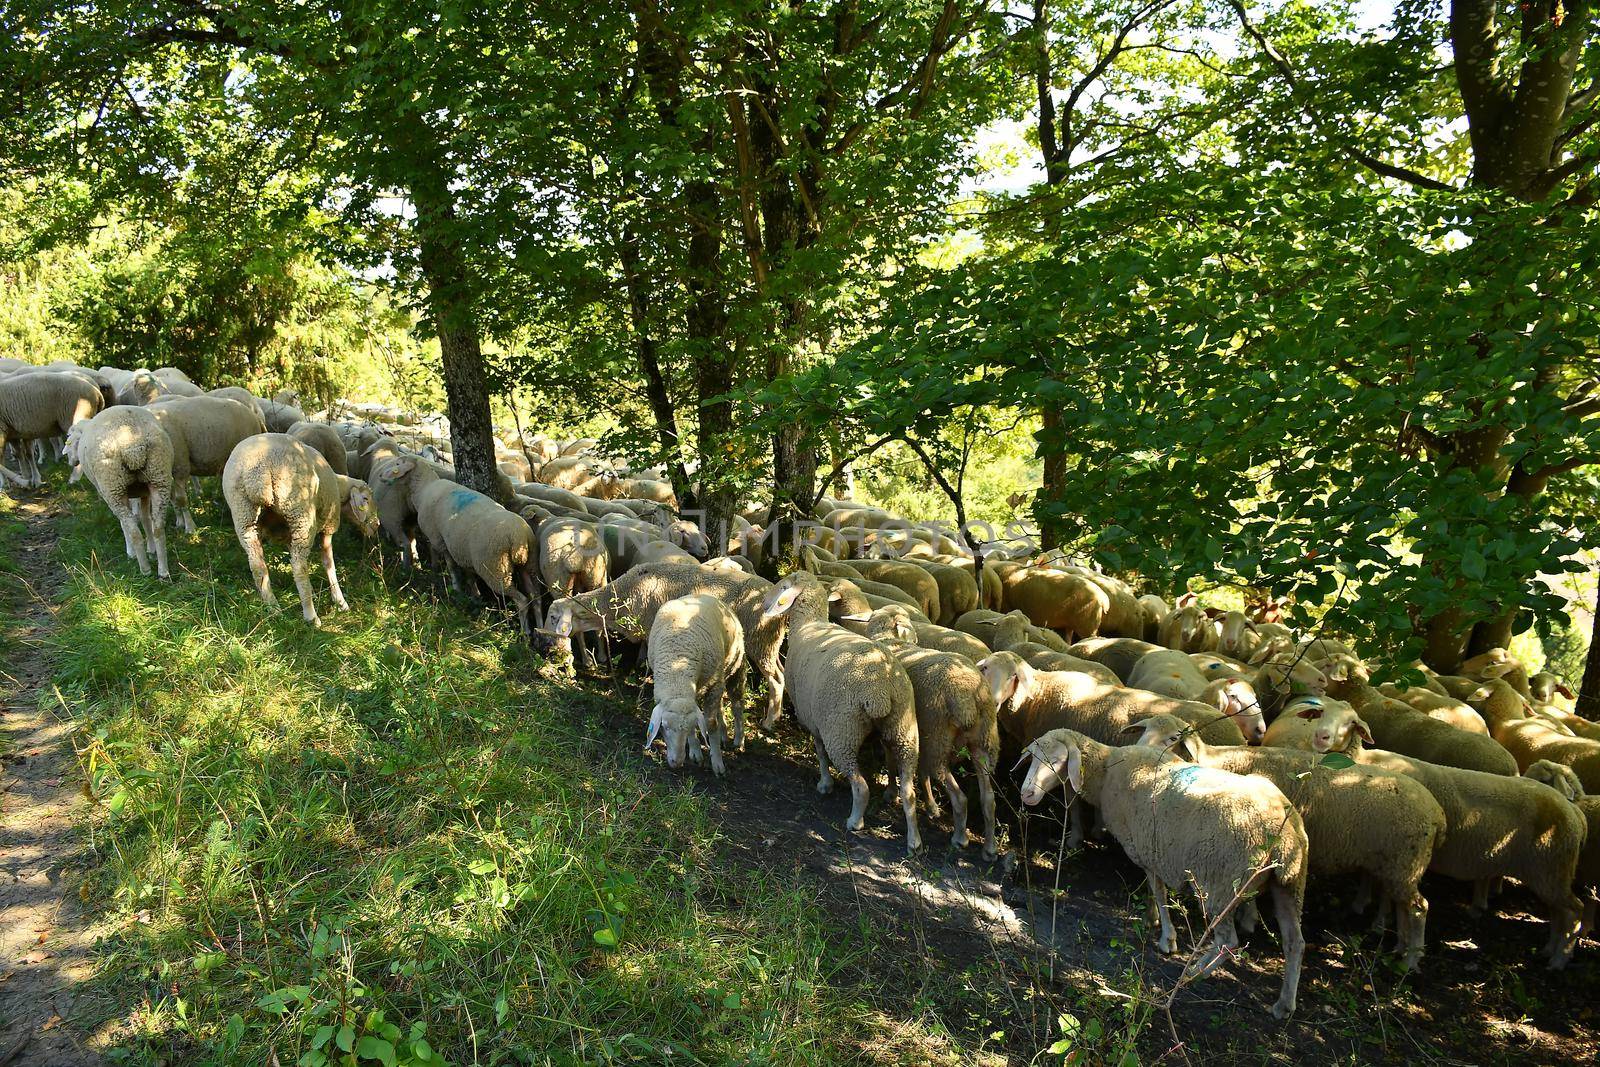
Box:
[816,779,833,795]
[845,815,865,832]
[1157,935,1177,955]
[1270,997,1296,1020]
[950,828,968,848]
[981,843,1000,863]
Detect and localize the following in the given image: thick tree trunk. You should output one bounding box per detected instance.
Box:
[1039,406,1066,551]
[409,162,500,500]
[1579,579,1600,720]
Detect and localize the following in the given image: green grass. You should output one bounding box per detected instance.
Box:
[36,480,974,1066]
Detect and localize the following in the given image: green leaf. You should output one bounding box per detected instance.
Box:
[1318,752,1355,770]
[592,927,618,948]
[355,1035,396,1066]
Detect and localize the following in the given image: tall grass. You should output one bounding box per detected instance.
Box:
[39,481,969,1065]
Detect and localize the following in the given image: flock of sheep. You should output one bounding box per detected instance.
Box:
[6,356,1600,1023]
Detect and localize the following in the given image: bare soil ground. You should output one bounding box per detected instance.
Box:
[0,496,106,1066]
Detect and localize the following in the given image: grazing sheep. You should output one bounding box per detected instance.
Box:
[516,480,591,514]
[1126,648,1213,701]
[599,519,696,574]
[761,571,922,853]
[644,594,746,775]
[1327,670,1519,776]
[980,652,1246,753]
[855,600,992,663]
[287,421,350,476]
[1131,712,1444,969]
[1018,729,1307,1018]
[871,625,1001,859]
[0,371,104,489]
[544,562,785,734]
[1065,636,1166,682]
[1379,684,1489,735]
[1306,701,1585,965]
[116,370,165,407]
[410,463,540,636]
[67,407,174,578]
[1156,594,1219,653]
[533,516,608,667]
[151,367,204,396]
[221,434,378,625]
[146,395,268,532]
[1531,672,1575,707]
[908,560,980,623]
[258,399,306,434]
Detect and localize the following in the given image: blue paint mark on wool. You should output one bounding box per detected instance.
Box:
[448,487,480,514]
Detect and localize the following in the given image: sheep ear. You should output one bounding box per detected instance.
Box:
[1120,719,1153,735]
[1066,744,1083,793]
[838,612,870,623]
[763,585,800,618]
[1354,719,1374,745]
[1558,682,1576,699]
[1296,706,1322,720]
[1175,592,1197,608]
[1246,644,1274,666]
[643,706,663,751]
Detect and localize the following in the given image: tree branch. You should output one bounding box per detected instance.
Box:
[1529,452,1600,479]
[1228,0,1457,193]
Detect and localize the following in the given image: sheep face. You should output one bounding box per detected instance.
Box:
[1302,702,1371,754]
[977,652,1031,715]
[668,520,710,559]
[542,597,601,639]
[1018,733,1080,806]
[644,698,702,769]
[1531,672,1574,703]
[345,484,380,537]
[1209,679,1265,743]
[1523,759,1584,801]
[1125,714,1191,755]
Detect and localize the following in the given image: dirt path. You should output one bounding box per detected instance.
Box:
[0,494,105,1066]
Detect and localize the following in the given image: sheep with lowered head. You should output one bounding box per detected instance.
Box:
[644,593,746,776]
[287,420,350,476]
[1304,699,1585,965]
[147,395,268,531]
[869,613,1001,859]
[1131,711,1444,970]
[409,461,541,636]
[0,370,104,490]
[1018,728,1308,1017]
[761,571,922,853]
[1522,760,1600,930]
[543,562,785,737]
[222,434,379,625]
[67,406,175,578]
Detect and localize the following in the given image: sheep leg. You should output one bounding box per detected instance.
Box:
[320,532,350,612]
[108,493,150,574]
[1147,873,1178,954]
[1270,884,1305,1019]
[0,431,27,488]
[145,487,171,579]
[728,664,748,750]
[289,533,320,626]
[975,759,999,861]
[922,776,942,817]
[1468,878,1492,916]
[704,697,727,777]
[897,770,922,855]
[508,566,536,637]
[234,509,278,608]
[937,768,969,848]
[812,735,833,794]
[1395,890,1428,971]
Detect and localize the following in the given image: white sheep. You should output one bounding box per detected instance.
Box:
[409,462,540,636]
[872,619,1001,859]
[761,571,922,854]
[287,420,350,476]
[1126,648,1214,701]
[67,407,175,578]
[221,434,379,625]
[0,371,104,490]
[644,593,746,775]
[258,399,306,434]
[1155,593,1219,653]
[1304,700,1585,965]
[1130,711,1444,970]
[1018,728,1308,1018]
[147,395,269,532]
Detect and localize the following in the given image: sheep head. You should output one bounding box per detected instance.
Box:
[645,697,701,770]
[977,651,1035,715]
[1297,698,1371,754]
[1018,729,1083,805]
[1123,713,1195,758]
[1531,672,1575,703]
[343,480,380,537]
[1204,678,1264,743]
[1523,759,1585,802]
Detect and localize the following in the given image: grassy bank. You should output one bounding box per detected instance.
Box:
[38,480,969,1065]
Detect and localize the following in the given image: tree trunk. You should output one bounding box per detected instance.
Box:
[1578,579,1600,721]
[620,225,691,501]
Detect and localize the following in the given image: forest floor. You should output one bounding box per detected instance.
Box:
[1,477,1598,1065]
